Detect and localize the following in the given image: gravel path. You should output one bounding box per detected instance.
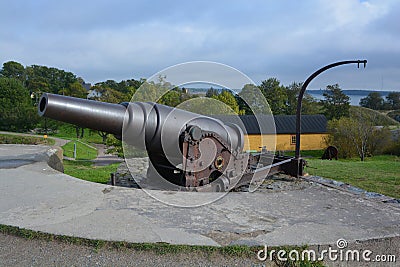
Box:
[91,143,123,166]
[0,131,124,166]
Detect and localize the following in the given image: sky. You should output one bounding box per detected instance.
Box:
[0,0,399,91]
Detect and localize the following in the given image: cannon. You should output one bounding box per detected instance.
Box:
[38,93,303,191]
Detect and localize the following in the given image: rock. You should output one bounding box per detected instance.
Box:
[109,158,149,188]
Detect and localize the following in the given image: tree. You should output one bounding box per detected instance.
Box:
[133,81,166,102]
[238,84,271,115]
[68,81,87,98]
[177,96,234,116]
[89,86,127,143]
[0,78,37,131]
[259,78,287,115]
[359,92,384,110]
[383,134,400,156]
[327,110,390,161]
[159,90,182,107]
[285,81,321,115]
[326,118,357,159]
[90,86,124,103]
[25,65,77,95]
[321,84,350,120]
[1,61,78,95]
[58,81,87,99]
[0,61,25,83]
[385,92,400,110]
[126,78,145,91]
[387,110,400,122]
[61,81,88,138]
[94,78,144,96]
[27,76,50,105]
[284,81,301,115]
[211,90,241,114]
[205,87,219,97]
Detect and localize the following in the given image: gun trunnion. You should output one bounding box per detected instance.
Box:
[38,93,303,192]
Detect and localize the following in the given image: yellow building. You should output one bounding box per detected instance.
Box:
[215,115,328,152]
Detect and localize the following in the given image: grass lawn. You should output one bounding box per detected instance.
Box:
[53,124,103,144]
[284,150,324,158]
[0,133,56,145]
[63,160,120,184]
[62,141,97,160]
[305,155,400,198]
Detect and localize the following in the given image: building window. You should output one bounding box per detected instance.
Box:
[290,135,296,145]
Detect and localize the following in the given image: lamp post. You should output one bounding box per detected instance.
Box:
[295,60,367,176]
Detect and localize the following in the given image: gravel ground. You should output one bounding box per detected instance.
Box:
[0,233,263,267]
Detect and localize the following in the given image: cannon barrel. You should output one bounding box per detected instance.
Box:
[38,93,244,154]
[38,93,126,137]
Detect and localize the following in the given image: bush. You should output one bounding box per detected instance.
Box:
[384,137,400,156]
[106,135,147,158]
[387,110,400,122]
[326,111,393,160]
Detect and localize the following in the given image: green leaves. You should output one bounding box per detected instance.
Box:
[66,81,88,98]
[321,84,350,120]
[259,78,288,115]
[211,90,240,114]
[0,61,25,81]
[0,77,37,131]
[360,92,384,110]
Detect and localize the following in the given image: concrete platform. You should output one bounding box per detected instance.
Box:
[0,144,399,247]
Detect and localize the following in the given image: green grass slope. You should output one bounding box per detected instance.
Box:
[350,106,400,126]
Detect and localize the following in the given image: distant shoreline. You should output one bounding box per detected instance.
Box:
[184,87,395,95]
[183,88,396,106]
[307,89,393,96]
[308,90,392,106]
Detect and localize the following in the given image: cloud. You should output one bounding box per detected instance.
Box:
[0,0,399,90]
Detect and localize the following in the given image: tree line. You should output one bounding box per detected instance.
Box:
[0,61,144,135]
[359,91,400,123]
[0,60,354,132]
[360,91,400,111]
[4,60,396,161]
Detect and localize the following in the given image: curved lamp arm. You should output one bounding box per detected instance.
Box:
[295,60,367,165]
